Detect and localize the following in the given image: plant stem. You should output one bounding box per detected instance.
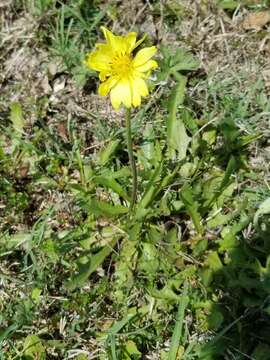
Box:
[125,107,137,211]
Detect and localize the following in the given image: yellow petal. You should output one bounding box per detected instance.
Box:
[99,71,109,81]
[134,59,158,73]
[133,46,157,68]
[130,76,149,107]
[86,50,112,72]
[133,76,149,97]
[124,32,137,52]
[98,76,118,96]
[101,26,116,45]
[101,26,127,54]
[110,78,131,110]
[131,83,141,107]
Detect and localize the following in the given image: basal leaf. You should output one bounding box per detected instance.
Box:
[167,75,190,160]
[168,282,189,360]
[181,185,203,234]
[81,198,128,218]
[97,140,120,166]
[95,175,130,201]
[137,161,163,212]
[65,237,118,291]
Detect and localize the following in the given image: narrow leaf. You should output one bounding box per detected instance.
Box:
[181,185,203,234]
[137,161,163,211]
[65,237,117,290]
[95,175,130,201]
[168,282,189,360]
[97,140,120,166]
[167,75,190,160]
[82,198,128,218]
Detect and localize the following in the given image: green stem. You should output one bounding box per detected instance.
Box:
[125,108,137,211]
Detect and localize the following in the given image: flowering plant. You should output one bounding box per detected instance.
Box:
[85,27,158,210]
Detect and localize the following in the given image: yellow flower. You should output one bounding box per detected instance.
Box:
[85,27,158,110]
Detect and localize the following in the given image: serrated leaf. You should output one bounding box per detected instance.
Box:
[158,47,199,81]
[170,48,200,73]
[138,242,159,274]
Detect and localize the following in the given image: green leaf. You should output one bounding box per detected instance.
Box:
[123,340,141,359]
[23,335,45,360]
[168,282,189,360]
[1,232,32,250]
[97,140,120,166]
[198,315,244,358]
[137,161,163,212]
[167,75,190,160]
[95,175,130,201]
[181,185,203,234]
[138,242,160,275]
[254,197,270,227]
[113,239,137,302]
[107,313,136,336]
[205,252,223,272]
[170,48,200,73]
[82,198,128,218]
[216,0,240,9]
[0,324,17,345]
[65,237,118,291]
[75,355,89,360]
[218,216,250,252]
[105,312,141,360]
[141,123,155,162]
[204,156,237,210]
[206,305,224,330]
[158,47,199,81]
[10,102,25,137]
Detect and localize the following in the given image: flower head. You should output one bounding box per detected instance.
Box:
[85,27,158,110]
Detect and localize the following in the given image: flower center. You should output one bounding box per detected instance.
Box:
[111,54,132,78]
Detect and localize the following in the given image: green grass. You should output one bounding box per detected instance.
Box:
[1,0,270,359]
